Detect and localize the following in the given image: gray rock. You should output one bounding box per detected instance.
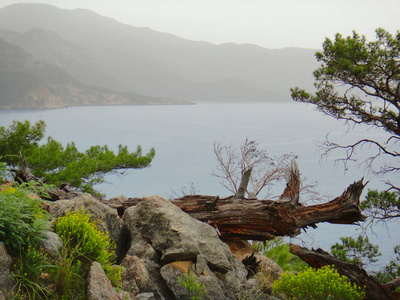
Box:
[123,195,236,273]
[135,293,156,300]
[87,261,119,300]
[49,193,129,261]
[123,195,250,299]
[0,242,14,298]
[40,231,63,258]
[121,255,149,293]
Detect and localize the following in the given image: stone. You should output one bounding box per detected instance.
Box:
[123,195,236,273]
[121,255,149,292]
[40,231,63,258]
[0,242,14,298]
[226,240,283,280]
[49,193,129,261]
[135,293,156,300]
[122,195,251,299]
[87,261,119,300]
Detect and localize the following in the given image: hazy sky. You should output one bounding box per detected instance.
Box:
[0,0,399,49]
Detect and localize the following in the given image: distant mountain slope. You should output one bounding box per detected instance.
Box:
[0,3,319,103]
[0,37,186,108]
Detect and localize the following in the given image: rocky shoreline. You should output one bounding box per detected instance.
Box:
[0,191,282,300]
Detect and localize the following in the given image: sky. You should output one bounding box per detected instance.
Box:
[0,0,399,49]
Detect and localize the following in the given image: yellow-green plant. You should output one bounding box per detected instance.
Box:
[178,272,207,300]
[54,210,120,285]
[272,265,365,300]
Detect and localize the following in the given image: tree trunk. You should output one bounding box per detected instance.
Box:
[235,167,252,199]
[119,179,366,241]
[289,244,397,300]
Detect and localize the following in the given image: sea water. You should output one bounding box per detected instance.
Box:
[0,103,398,270]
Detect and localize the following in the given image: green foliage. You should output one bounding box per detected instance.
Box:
[375,245,400,283]
[291,28,399,186]
[331,235,381,267]
[254,237,308,272]
[52,244,85,299]
[55,210,120,286]
[0,181,50,254]
[0,120,155,195]
[10,242,52,300]
[360,189,400,222]
[178,272,207,300]
[272,265,365,300]
[0,120,45,168]
[291,28,400,135]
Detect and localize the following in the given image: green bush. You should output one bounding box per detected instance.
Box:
[272,265,365,300]
[254,237,308,272]
[178,271,207,300]
[0,181,50,254]
[55,210,120,285]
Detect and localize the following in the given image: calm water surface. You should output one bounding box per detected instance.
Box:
[0,103,398,269]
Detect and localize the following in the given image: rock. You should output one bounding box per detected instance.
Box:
[0,242,14,298]
[226,240,283,281]
[46,184,81,201]
[160,262,226,300]
[40,231,63,258]
[121,255,149,295]
[87,261,119,300]
[123,195,236,273]
[123,195,250,299]
[49,193,129,261]
[135,293,156,300]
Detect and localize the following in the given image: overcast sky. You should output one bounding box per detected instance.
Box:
[0,0,399,49]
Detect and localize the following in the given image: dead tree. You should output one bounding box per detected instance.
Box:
[118,160,366,241]
[290,244,397,300]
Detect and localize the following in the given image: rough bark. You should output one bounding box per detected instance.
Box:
[289,244,397,300]
[235,167,252,199]
[278,159,300,205]
[119,179,366,241]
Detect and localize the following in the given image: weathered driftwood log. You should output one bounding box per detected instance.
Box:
[289,244,397,300]
[118,179,366,241]
[117,161,366,240]
[172,179,366,240]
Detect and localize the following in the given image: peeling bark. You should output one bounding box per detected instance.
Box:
[119,179,366,241]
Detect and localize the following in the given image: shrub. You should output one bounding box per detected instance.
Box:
[54,210,119,285]
[272,265,365,300]
[178,271,207,300]
[0,181,50,254]
[254,237,308,272]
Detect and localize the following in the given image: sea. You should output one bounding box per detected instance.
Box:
[0,102,398,271]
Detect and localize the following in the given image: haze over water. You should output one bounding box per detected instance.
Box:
[0,103,398,271]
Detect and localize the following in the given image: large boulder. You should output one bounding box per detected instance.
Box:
[49,193,129,261]
[122,195,251,299]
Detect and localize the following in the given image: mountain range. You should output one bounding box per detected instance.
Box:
[0,3,319,108]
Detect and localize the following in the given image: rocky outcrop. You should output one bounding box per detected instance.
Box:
[122,195,259,299]
[41,193,279,299]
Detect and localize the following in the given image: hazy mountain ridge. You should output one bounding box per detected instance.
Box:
[0,3,319,106]
[0,37,185,108]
